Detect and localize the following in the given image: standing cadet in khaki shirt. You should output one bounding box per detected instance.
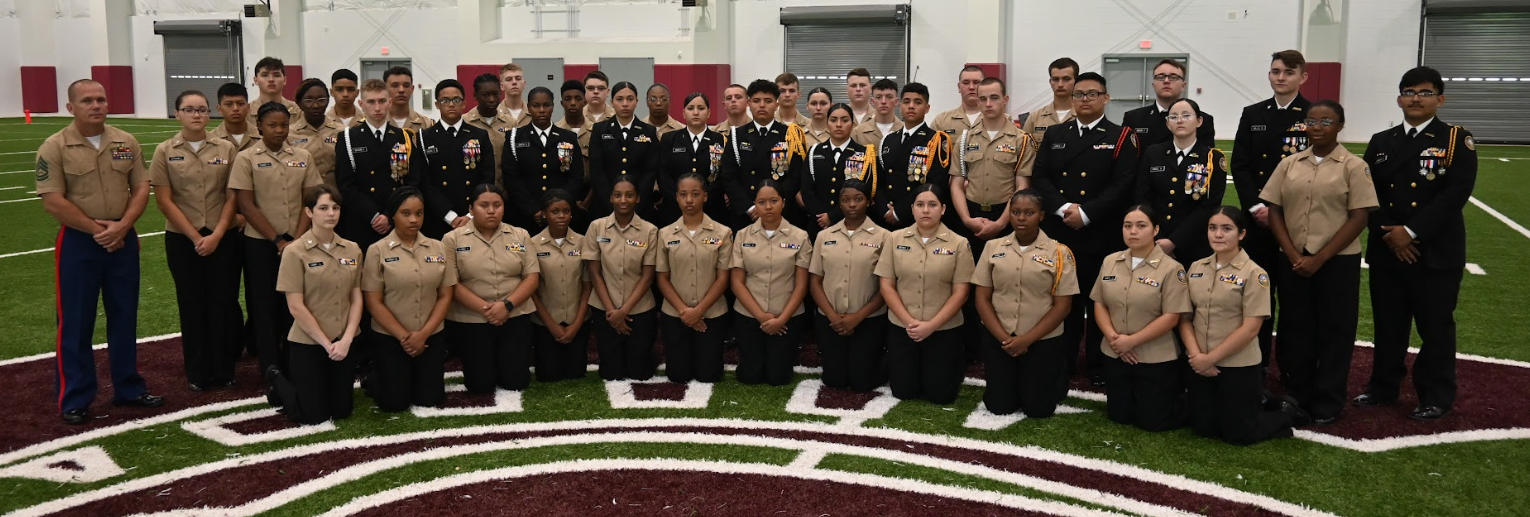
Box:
[951,78,1034,251]
[583,177,661,381]
[801,88,834,147]
[711,84,752,134]
[1180,208,1306,444]
[247,57,303,128]
[212,83,258,154]
[646,83,686,139]
[929,66,986,138]
[384,66,434,132]
[230,102,321,402]
[443,185,541,393]
[152,90,241,391]
[37,79,164,424]
[1090,207,1191,431]
[875,185,974,405]
[774,73,812,129]
[583,70,618,124]
[497,63,534,128]
[853,79,903,147]
[289,79,346,187]
[530,191,591,382]
[269,185,364,425]
[730,180,813,386]
[361,188,454,413]
[656,173,734,383]
[1261,101,1378,425]
[973,190,1078,417]
[1021,58,1080,143]
[466,73,514,180]
[808,179,888,392]
[327,69,363,128]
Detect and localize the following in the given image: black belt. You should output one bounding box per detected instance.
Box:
[967,200,1003,213]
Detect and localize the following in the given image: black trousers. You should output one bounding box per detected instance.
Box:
[1276,253,1361,420]
[449,316,532,393]
[1188,364,1293,445]
[369,330,448,412]
[814,311,888,392]
[222,235,251,360]
[982,334,1069,416]
[1104,356,1187,431]
[888,324,964,404]
[735,313,805,386]
[165,231,241,386]
[1243,224,1280,368]
[1064,251,1106,378]
[244,236,292,379]
[1367,265,1462,409]
[661,314,727,383]
[593,308,658,380]
[274,340,356,425]
[532,321,590,382]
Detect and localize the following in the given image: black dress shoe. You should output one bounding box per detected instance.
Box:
[1311,414,1339,426]
[216,379,237,389]
[61,408,89,425]
[1352,392,1394,408]
[188,382,206,392]
[1409,405,1449,421]
[1278,396,1312,427]
[113,393,165,408]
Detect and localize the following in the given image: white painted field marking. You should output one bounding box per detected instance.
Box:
[783,379,899,426]
[0,231,165,259]
[182,408,338,446]
[1359,260,1486,275]
[1470,196,1530,240]
[605,379,713,409]
[0,186,22,191]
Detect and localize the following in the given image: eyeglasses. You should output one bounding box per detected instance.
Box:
[1071,91,1107,100]
[177,108,210,115]
[587,85,609,91]
[1153,74,1185,83]
[1399,90,1439,99]
[299,98,329,106]
[1165,113,1198,122]
[648,96,670,103]
[1304,118,1339,127]
[437,97,465,106]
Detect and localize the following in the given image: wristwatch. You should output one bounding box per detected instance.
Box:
[272,233,294,245]
[502,297,515,312]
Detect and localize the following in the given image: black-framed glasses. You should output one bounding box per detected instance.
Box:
[1399,90,1439,99]
[437,97,465,106]
[1304,118,1338,127]
[1153,74,1185,82]
[299,98,330,106]
[648,96,670,103]
[177,108,210,115]
[1071,91,1106,100]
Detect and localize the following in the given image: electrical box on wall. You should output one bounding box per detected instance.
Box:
[243,4,270,17]
[682,0,708,6]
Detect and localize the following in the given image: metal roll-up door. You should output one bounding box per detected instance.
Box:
[154,20,243,118]
[1421,5,1530,143]
[782,5,909,113]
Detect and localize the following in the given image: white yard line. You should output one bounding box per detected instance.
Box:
[0,231,165,259]
[1469,196,1530,240]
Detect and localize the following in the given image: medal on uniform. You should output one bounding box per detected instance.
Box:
[463,139,481,169]
[709,143,724,181]
[557,141,574,172]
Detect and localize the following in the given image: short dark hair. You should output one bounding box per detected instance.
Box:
[847,68,871,80]
[900,82,930,102]
[872,78,899,93]
[173,90,206,111]
[978,77,1006,95]
[611,81,639,98]
[1399,66,1445,95]
[840,178,872,199]
[583,70,609,85]
[806,87,832,102]
[216,82,248,103]
[256,101,290,124]
[1049,58,1080,78]
[1271,50,1306,72]
[473,73,500,93]
[677,171,708,190]
[294,78,328,101]
[1075,72,1108,92]
[684,92,710,109]
[383,66,413,83]
[775,73,799,86]
[756,178,784,199]
[434,79,465,98]
[959,65,985,78]
[541,188,575,211]
[470,183,507,206]
[66,79,101,103]
[254,57,285,76]
[724,83,747,96]
[747,79,780,99]
[648,83,670,95]
[1010,188,1044,209]
[1155,59,1186,78]
[385,186,424,219]
[1213,206,1250,235]
[560,79,584,95]
[1310,99,1346,124]
[331,69,358,84]
[304,184,342,209]
[1167,98,1203,118]
[527,86,554,104]
[1124,204,1161,227]
[912,182,944,202]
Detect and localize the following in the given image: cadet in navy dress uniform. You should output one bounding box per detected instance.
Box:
[651,93,730,234]
[874,83,951,230]
[1231,50,1312,368]
[1135,98,1226,266]
[421,79,496,239]
[1121,59,1216,150]
[801,103,880,231]
[719,80,808,231]
[589,82,660,219]
[37,80,165,424]
[503,86,586,232]
[1030,72,1141,385]
[335,79,425,251]
[1356,67,1477,421]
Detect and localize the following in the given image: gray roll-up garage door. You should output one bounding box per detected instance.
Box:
[781,5,909,113]
[154,20,243,119]
[1422,2,1530,143]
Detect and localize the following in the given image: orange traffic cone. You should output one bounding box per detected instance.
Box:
[24,110,32,124]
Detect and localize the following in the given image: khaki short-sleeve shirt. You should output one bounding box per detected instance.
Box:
[1022,104,1074,143]
[852,118,901,148]
[530,229,588,325]
[288,116,346,187]
[874,224,976,330]
[958,124,1035,206]
[276,231,362,344]
[808,220,887,317]
[971,230,1080,338]
[1259,145,1379,256]
[730,221,813,316]
[1088,246,1191,363]
[1185,249,1271,368]
[582,215,660,314]
[34,124,149,221]
[656,216,733,318]
[362,231,455,336]
[228,144,321,239]
[149,134,237,233]
[209,123,258,154]
[442,223,540,322]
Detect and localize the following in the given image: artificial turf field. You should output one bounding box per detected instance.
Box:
[0,116,1527,516]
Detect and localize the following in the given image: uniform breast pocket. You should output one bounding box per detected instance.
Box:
[993,147,1019,164]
